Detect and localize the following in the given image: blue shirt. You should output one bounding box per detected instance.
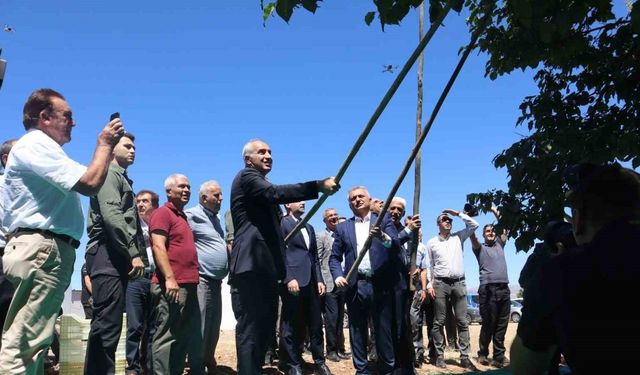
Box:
[185,204,229,280]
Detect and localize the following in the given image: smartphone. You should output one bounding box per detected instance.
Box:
[110,112,120,121]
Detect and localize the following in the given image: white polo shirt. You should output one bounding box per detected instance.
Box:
[1,129,87,241]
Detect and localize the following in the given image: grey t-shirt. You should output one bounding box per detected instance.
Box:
[474,238,509,285]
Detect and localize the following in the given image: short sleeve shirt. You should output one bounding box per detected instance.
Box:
[149,202,199,285]
[1,129,87,240]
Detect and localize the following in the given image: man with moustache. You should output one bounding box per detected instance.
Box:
[84,132,146,374]
[316,208,349,362]
[149,174,202,375]
[0,88,123,373]
[426,209,479,370]
[229,139,339,375]
[125,189,160,375]
[186,180,229,374]
[329,186,407,375]
[278,201,332,375]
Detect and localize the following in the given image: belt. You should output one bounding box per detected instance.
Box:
[13,228,81,249]
[357,273,373,282]
[435,276,465,283]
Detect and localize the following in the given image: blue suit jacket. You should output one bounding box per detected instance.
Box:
[329,212,406,291]
[280,215,323,287]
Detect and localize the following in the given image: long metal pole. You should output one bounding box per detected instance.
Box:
[284,3,452,244]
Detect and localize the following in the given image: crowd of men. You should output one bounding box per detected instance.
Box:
[1,88,638,375]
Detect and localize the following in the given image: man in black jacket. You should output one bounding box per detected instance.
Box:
[229,139,338,375]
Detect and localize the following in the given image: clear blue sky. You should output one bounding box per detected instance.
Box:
[1,1,544,291]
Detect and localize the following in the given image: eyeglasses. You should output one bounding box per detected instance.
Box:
[55,110,73,122]
[439,217,452,223]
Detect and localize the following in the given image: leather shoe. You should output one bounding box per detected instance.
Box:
[477,354,490,365]
[337,351,350,359]
[315,363,333,375]
[460,358,478,371]
[287,365,304,375]
[492,357,510,368]
[435,357,447,369]
[326,352,340,362]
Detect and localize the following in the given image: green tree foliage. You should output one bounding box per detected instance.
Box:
[263,0,640,251]
[466,0,640,251]
[261,0,463,28]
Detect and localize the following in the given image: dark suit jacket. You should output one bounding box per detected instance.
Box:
[329,212,405,291]
[229,167,319,282]
[280,215,323,287]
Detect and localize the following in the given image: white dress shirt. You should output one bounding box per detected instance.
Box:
[426,213,479,286]
[355,213,373,275]
[1,129,87,240]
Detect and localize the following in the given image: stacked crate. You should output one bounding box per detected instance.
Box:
[59,314,127,374]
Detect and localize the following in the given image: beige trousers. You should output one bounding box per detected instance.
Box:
[0,232,75,375]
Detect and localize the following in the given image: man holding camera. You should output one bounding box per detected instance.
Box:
[511,164,640,374]
[425,208,478,370]
[0,88,123,373]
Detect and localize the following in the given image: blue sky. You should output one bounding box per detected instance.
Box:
[1,1,548,291]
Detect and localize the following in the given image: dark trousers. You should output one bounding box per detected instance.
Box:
[197,276,223,369]
[126,277,155,374]
[231,273,278,375]
[279,283,325,368]
[151,283,203,375]
[84,275,127,375]
[346,279,397,375]
[445,302,459,348]
[477,283,510,360]
[322,289,346,355]
[431,279,470,359]
[410,291,436,361]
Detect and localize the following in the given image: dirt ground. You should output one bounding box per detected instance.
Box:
[212,322,518,374]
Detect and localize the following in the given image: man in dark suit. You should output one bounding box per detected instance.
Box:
[329,186,408,375]
[279,201,332,375]
[229,139,339,375]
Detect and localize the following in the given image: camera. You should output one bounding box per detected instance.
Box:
[544,221,576,255]
[463,203,479,217]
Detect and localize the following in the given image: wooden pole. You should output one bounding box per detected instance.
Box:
[344,17,488,283]
[283,3,452,244]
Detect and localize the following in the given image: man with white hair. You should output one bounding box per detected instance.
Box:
[149,174,202,375]
[229,139,339,375]
[186,180,228,374]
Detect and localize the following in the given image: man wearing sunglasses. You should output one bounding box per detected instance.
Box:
[425,209,479,370]
[0,88,123,373]
[511,164,640,374]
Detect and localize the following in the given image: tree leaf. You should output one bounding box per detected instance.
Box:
[365,11,376,26]
[275,0,294,22]
[301,0,318,13]
[262,2,277,25]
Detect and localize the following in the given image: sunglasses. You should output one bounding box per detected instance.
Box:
[439,217,452,223]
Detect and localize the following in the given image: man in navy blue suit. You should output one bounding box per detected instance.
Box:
[229,139,339,375]
[329,186,409,375]
[278,201,333,375]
